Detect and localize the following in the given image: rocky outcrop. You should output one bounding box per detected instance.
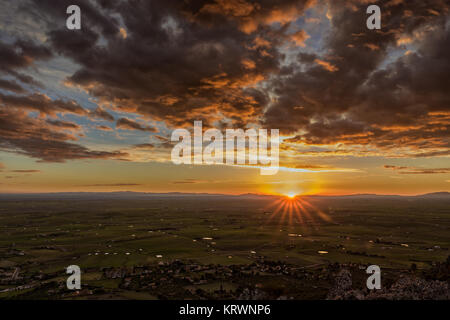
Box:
[328,269,449,300]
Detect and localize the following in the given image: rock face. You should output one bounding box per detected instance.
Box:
[238,288,268,300]
[328,269,450,300]
[327,269,352,297]
[327,269,364,300]
[367,276,449,300]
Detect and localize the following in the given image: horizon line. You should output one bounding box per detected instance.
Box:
[0,191,448,197]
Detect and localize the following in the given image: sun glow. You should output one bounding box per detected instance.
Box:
[265,196,332,226]
[286,192,297,199]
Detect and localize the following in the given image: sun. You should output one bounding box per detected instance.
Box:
[286,192,297,199]
[264,194,333,226]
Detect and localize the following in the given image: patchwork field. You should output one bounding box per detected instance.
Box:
[0,194,449,299]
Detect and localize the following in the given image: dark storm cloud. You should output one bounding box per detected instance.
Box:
[264,0,450,155]
[0,36,75,126]
[90,107,114,121]
[192,0,315,33]
[0,37,117,163]
[0,79,26,93]
[28,0,286,129]
[29,0,119,37]
[116,118,158,132]
[0,92,87,115]
[10,0,450,159]
[0,108,127,162]
[46,119,82,130]
[0,39,52,71]
[0,39,52,86]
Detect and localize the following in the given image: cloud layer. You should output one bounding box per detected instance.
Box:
[0,0,448,164]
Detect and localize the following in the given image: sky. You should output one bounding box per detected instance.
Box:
[0,0,449,195]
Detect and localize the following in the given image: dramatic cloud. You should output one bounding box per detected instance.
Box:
[133,143,155,150]
[80,183,143,187]
[1,0,448,165]
[116,118,158,133]
[171,179,210,184]
[0,93,87,116]
[46,119,82,130]
[196,0,315,34]
[314,59,339,72]
[264,0,450,157]
[95,125,114,132]
[90,107,114,122]
[0,108,127,162]
[290,29,310,46]
[0,79,26,93]
[25,0,284,129]
[0,39,52,87]
[384,165,450,174]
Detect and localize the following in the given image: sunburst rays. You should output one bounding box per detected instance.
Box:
[265,196,332,226]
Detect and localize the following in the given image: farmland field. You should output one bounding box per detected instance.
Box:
[0,193,449,299]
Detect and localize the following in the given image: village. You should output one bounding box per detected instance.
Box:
[1,256,449,300]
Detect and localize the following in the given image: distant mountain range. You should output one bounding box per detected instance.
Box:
[0,191,448,200]
[309,192,450,199]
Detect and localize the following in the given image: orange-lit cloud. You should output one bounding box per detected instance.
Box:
[314,59,339,72]
[290,30,310,46]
